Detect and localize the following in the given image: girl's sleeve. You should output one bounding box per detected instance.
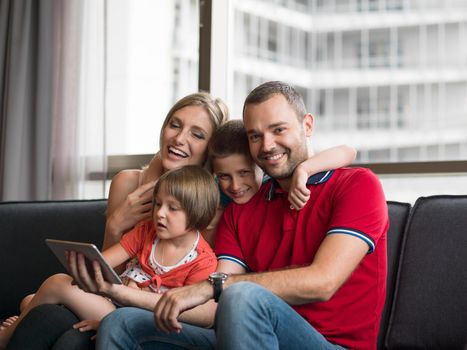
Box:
[184,242,218,285]
[119,221,150,256]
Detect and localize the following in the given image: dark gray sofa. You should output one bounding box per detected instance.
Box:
[1,196,467,349]
[0,200,107,319]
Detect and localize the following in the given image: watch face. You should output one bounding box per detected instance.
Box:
[209,272,228,281]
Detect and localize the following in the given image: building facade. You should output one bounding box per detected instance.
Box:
[230,0,467,163]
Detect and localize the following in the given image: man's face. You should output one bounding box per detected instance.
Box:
[243,94,312,180]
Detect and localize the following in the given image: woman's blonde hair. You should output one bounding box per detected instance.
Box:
[152,165,219,232]
[159,92,229,150]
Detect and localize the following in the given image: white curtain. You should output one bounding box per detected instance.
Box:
[51,0,107,199]
[0,0,107,201]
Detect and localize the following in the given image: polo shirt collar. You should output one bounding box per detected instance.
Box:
[267,170,335,200]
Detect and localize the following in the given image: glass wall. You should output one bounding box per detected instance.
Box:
[213,0,467,202]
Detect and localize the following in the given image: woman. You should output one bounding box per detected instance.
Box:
[103,92,228,249]
[6,92,229,350]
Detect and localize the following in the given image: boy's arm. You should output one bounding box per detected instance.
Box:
[289,145,357,209]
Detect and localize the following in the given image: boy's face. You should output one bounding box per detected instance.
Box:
[213,154,263,204]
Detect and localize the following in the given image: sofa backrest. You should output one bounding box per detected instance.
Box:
[385,195,467,349]
[377,201,411,350]
[0,200,107,318]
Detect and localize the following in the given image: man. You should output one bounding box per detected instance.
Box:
[97,81,388,350]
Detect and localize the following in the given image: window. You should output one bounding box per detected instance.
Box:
[209,0,467,202]
[106,0,199,156]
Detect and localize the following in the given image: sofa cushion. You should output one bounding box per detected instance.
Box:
[377,201,411,350]
[0,200,107,318]
[385,195,467,349]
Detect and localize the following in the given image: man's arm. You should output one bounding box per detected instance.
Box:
[222,233,368,304]
[153,236,367,333]
[153,260,246,332]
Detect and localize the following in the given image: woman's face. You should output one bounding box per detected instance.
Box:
[160,105,214,171]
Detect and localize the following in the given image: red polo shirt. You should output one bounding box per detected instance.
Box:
[215,168,388,350]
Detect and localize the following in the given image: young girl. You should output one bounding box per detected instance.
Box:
[0,165,219,349]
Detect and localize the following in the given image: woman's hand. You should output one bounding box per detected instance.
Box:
[103,179,156,251]
[107,181,156,235]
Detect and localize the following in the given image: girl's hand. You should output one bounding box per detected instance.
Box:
[73,319,99,340]
[67,251,113,297]
[288,163,311,210]
[73,319,100,332]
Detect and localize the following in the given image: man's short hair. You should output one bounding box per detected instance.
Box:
[208,119,250,161]
[153,165,219,232]
[243,81,307,120]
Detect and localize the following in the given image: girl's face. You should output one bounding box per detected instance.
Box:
[152,184,191,242]
[160,105,214,172]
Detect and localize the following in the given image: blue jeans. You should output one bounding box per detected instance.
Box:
[96,282,345,350]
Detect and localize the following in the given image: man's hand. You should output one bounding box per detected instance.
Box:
[153,281,213,333]
[288,164,311,210]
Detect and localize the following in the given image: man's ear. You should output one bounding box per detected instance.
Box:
[303,113,314,136]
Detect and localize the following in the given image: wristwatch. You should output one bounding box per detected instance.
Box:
[208,272,228,302]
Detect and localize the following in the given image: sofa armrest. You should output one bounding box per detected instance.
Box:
[0,200,107,319]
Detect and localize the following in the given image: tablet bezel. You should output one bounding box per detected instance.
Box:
[45,238,122,285]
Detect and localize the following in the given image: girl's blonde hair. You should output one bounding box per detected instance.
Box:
[153,165,219,232]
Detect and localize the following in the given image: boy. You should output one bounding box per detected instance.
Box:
[208,119,356,209]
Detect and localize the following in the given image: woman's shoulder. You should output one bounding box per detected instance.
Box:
[107,169,144,207]
[111,169,143,189]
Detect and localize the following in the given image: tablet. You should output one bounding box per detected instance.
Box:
[45,239,122,284]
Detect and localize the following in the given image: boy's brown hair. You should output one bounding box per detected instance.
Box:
[208,119,251,162]
[153,165,219,232]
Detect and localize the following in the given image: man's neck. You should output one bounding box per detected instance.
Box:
[276,177,292,193]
